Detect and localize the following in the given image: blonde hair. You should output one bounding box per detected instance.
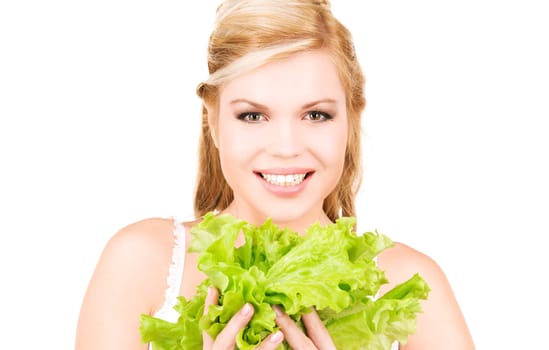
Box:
[194,0,366,222]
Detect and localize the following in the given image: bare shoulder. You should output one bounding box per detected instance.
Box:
[106,217,176,265]
[76,217,177,349]
[377,242,475,350]
[98,217,177,308]
[377,242,445,294]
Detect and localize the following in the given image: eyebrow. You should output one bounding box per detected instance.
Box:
[230,98,339,110]
[230,99,268,110]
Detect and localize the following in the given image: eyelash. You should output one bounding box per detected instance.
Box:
[305,111,334,122]
[237,112,265,123]
[236,111,334,123]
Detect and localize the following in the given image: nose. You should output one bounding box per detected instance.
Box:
[266,119,304,158]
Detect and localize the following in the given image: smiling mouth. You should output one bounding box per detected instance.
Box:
[259,172,312,187]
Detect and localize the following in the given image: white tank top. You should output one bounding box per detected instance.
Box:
[152,217,187,323]
[150,218,399,350]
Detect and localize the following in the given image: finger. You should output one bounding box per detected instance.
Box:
[273,306,317,350]
[211,303,255,349]
[202,286,219,348]
[254,330,284,350]
[301,308,336,350]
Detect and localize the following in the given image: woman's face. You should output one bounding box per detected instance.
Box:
[213,50,348,232]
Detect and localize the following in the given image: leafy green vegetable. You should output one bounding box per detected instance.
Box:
[140,212,430,349]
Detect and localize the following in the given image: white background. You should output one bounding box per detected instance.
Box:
[1,1,547,349]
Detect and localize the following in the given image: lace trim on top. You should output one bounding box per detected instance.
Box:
[153,217,186,323]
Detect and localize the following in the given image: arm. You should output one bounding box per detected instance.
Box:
[378,243,475,350]
[75,218,175,350]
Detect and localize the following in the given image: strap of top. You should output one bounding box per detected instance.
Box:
[153,217,187,322]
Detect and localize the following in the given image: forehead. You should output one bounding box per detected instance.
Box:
[219,50,346,106]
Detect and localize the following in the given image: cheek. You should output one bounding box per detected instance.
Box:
[216,122,236,171]
[315,123,348,167]
[217,122,260,174]
[219,133,254,160]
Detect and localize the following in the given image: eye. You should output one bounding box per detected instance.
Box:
[304,110,333,122]
[237,112,266,123]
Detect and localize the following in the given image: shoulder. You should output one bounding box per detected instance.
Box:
[106,217,176,260]
[93,217,179,310]
[377,242,475,349]
[76,217,181,348]
[377,242,445,294]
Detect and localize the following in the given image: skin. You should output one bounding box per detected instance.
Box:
[210,50,348,234]
[75,50,475,349]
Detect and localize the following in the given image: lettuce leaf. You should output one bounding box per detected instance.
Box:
[140,212,430,350]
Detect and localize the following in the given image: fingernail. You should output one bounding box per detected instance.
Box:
[240,303,252,316]
[273,305,283,317]
[270,331,283,343]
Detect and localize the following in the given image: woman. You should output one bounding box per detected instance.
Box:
[76,1,475,349]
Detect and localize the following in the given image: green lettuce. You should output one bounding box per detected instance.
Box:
[140,212,430,349]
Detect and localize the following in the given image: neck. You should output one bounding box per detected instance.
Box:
[222,202,332,235]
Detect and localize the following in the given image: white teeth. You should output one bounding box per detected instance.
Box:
[261,173,307,186]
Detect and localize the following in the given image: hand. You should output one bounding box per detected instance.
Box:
[202,287,285,350]
[273,306,336,350]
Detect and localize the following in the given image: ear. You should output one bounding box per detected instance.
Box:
[205,103,219,148]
